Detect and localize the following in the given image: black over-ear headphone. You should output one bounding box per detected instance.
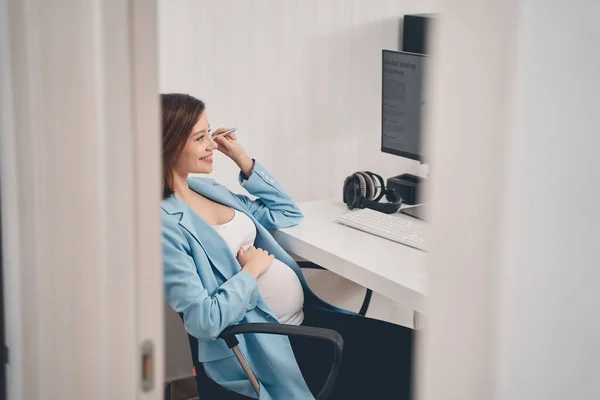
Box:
[343,171,402,214]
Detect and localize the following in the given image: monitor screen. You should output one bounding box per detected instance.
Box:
[381,50,427,161]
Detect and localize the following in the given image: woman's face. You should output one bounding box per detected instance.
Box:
[172,112,218,176]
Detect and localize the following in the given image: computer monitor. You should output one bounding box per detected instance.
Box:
[381,50,427,162]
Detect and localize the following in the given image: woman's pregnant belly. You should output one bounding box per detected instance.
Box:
[256,259,305,325]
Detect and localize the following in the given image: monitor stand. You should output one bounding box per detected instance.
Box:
[400,204,428,220]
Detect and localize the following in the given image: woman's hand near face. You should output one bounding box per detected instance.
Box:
[211,127,254,177]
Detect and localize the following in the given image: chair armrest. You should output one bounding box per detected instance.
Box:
[219,323,343,348]
[219,323,343,400]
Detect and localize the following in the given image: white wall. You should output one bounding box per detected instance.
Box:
[417,0,600,399]
[158,0,436,201]
[158,0,437,381]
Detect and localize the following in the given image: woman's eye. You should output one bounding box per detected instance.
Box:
[196,135,205,141]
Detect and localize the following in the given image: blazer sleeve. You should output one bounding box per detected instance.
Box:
[230,160,304,230]
[162,220,257,341]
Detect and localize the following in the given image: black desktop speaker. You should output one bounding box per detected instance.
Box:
[386,174,424,206]
[402,14,435,55]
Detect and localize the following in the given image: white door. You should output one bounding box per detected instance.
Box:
[417,0,600,399]
[1,0,163,399]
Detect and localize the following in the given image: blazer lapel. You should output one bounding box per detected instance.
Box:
[161,193,237,281]
[189,180,280,320]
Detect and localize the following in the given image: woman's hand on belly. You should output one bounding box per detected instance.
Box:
[237,246,274,279]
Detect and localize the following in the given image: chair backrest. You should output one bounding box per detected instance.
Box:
[179,315,252,399]
[178,314,209,383]
[185,330,200,365]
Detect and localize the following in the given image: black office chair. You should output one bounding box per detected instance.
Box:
[186,322,343,400]
[180,261,374,400]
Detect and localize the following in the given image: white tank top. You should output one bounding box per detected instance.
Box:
[213,209,304,325]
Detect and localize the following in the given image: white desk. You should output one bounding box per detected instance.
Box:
[273,199,428,313]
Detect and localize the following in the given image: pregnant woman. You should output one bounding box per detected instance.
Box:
[161,93,414,400]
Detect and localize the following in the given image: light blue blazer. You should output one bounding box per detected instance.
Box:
[162,161,348,399]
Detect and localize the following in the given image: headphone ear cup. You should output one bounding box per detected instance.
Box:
[343,176,354,206]
[385,188,402,203]
[365,171,386,202]
[343,175,363,210]
[357,172,375,200]
[355,173,367,198]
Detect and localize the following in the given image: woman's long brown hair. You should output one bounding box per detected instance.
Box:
[161,93,205,199]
